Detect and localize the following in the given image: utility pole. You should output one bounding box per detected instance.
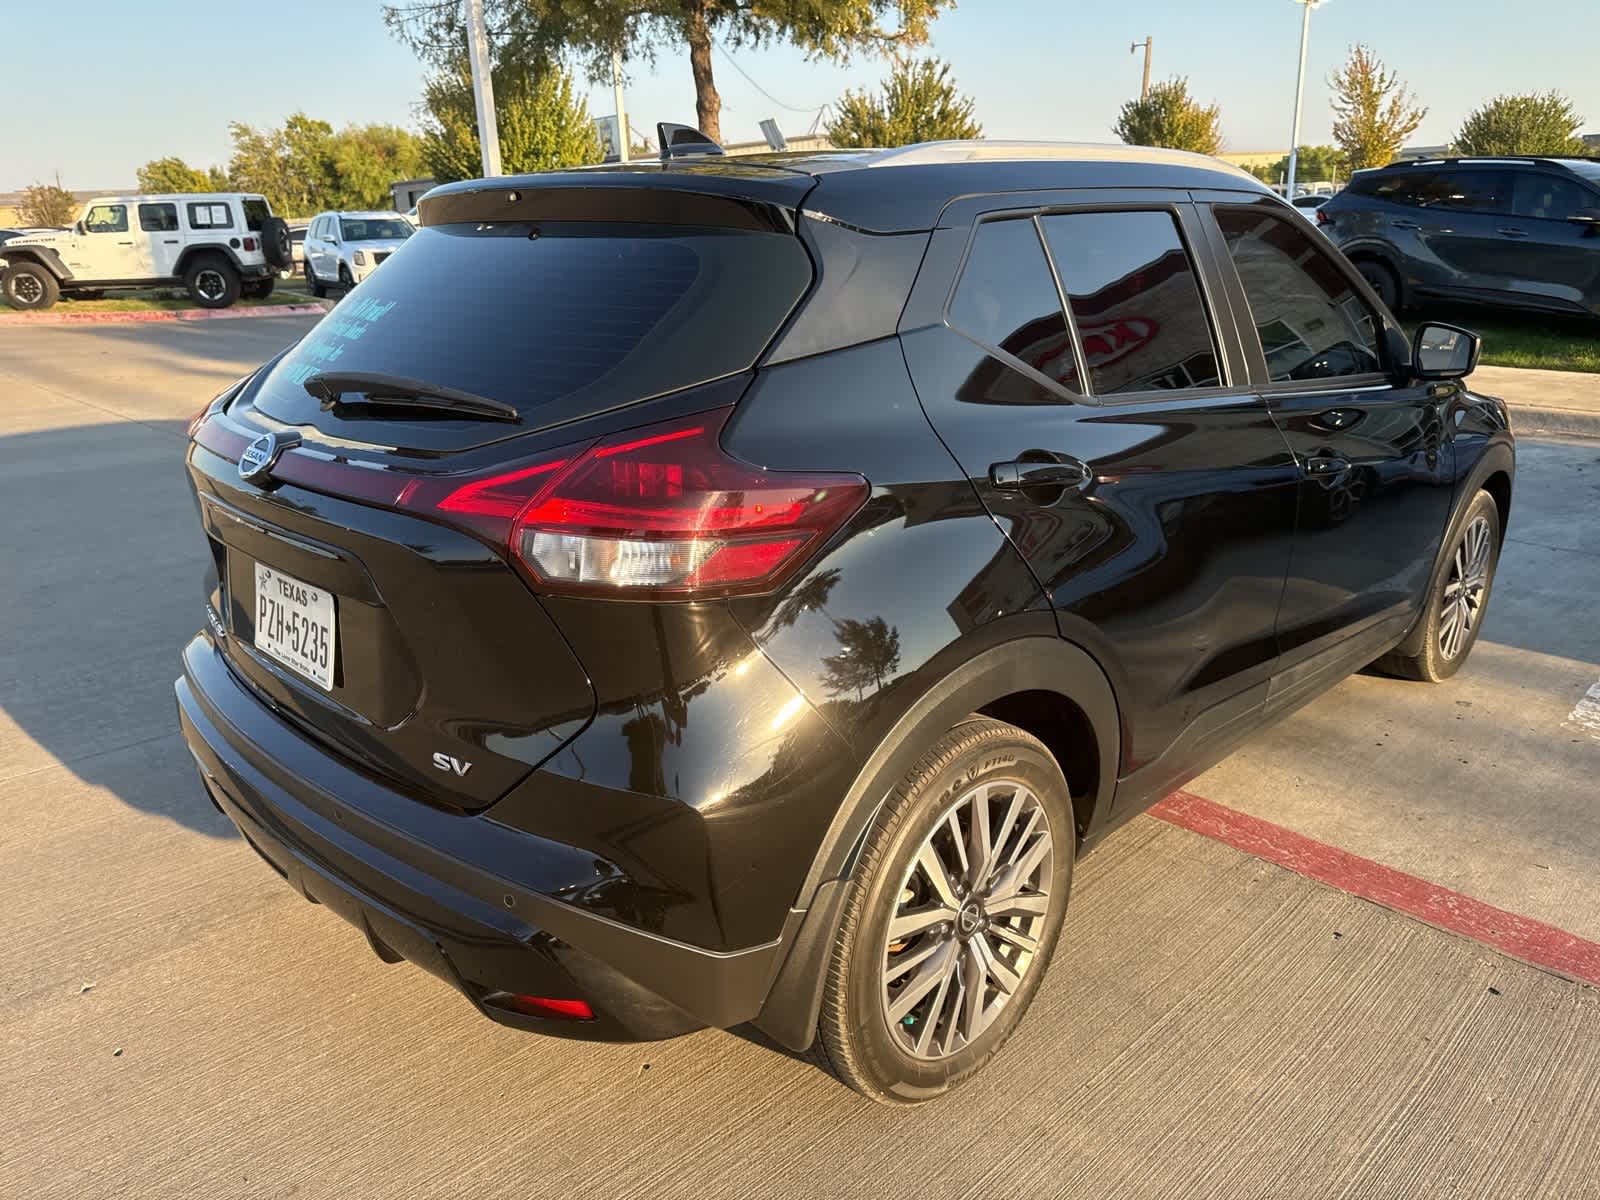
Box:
[612,49,629,163]
[1284,0,1326,201]
[465,0,502,177]
[1130,37,1152,101]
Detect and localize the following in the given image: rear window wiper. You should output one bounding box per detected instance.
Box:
[302,371,521,423]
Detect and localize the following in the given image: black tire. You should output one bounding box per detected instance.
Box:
[304,259,326,299]
[338,263,354,292]
[241,277,274,300]
[183,255,240,309]
[1377,489,1501,682]
[2,261,60,310]
[259,217,293,270]
[814,717,1074,1105]
[1355,257,1402,314]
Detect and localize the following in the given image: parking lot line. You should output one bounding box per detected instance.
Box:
[1565,680,1600,741]
[1153,789,1600,988]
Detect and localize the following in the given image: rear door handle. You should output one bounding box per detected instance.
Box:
[117,240,134,245]
[163,238,179,244]
[1304,454,1350,476]
[1495,227,1529,238]
[989,457,1092,491]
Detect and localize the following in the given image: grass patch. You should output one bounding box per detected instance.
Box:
[1408,308,1600,374]
[39,275,325,314]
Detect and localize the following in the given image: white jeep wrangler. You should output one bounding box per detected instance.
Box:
[0,193,294,311]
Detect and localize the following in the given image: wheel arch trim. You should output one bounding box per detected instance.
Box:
[753,633,1120,1050]
[0,245,73,281]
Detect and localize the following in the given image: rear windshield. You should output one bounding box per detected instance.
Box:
[340,217,413,241]
[242,198,270,231]
[252,221,812,443]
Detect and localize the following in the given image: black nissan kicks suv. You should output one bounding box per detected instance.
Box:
[179,138,1514,1104]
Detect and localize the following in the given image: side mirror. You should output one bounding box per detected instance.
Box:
[74,220,86,235]
[1412,322,1481,380]
[1568,208,1600,228]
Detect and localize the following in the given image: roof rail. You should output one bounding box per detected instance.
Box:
[1384,154,1600,169]
[859,139,1256,178]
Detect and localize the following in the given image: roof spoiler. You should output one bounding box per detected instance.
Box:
[658,123,725,162]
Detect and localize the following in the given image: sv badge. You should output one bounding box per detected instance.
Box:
[431,752,473,777]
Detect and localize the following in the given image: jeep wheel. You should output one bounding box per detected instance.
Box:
[241,278,275,301]
[2,262,61,311]
[304,260,327,299]
[184,256,240,309]
[813,717,1074,1105]
[259,217,293,271]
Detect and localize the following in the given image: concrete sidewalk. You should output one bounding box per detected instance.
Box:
[1471,364,1600,438]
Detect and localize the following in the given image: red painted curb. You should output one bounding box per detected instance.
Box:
[0,302,327,326]
[1151,790,1600,988]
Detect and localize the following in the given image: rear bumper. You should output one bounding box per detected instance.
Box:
[175,633,792,1041]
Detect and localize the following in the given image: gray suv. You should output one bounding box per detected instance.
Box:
[1320,157,1600,318]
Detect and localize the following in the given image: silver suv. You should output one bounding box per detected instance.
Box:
[302,212,414,297]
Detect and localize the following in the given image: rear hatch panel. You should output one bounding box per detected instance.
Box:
[188,173,818,812]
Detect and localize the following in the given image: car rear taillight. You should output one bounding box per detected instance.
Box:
[400,409,868,599]
[243,237,257,251]
[1316,208,1331,226]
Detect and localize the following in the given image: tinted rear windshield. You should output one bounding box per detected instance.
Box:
[252,221,812,444]
[243,198,270,231]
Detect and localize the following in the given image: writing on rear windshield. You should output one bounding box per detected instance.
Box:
[281,296,399,385]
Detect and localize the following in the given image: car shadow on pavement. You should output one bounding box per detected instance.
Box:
[0,417,234,837]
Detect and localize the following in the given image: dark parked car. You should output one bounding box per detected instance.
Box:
[1319,155,1600,317]
[178,138,1514,1104]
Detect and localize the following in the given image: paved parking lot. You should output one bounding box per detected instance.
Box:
[2,318,1598,1198]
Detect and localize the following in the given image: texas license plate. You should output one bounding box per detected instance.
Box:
[253,562,336,690]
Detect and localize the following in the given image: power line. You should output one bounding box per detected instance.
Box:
[714,42,829,118]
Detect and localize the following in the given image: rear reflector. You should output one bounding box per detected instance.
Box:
[403,408,868,600]
[484,992,595,1021]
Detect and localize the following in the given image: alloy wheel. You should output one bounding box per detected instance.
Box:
[196,269,226,301]
[14,274,43,305]
[1439,514,1492,660]
[880,779,1054,1060]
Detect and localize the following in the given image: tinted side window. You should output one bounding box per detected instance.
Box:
[949,218,1080,394]
[1512,172,1595,220]
[1216,208,1384,383]
[1041,210,1221,395]
[187,202,234,230]
[84,205,128,234]
[1348,170,1427,205]
[1414,169,1511,213]
[138,203,178,232]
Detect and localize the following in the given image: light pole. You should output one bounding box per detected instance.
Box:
[465,0,502,177]
[1284,0,1326,201]
[1130,37,1152,101]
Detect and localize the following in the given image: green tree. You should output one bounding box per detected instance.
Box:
[135,156,217,193]
[385,0,953,145]
[1329,45,1426,170]
[825,57,980,148]
[421,60,601,182]
[327,124,428,209]
[1248,144,1348,185]
[18,175,77,227]
[1113,77,1223,155]
[1455,92,1586,157]
[206,165,231,191]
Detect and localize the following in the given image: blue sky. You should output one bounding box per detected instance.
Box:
[7,0,1599,190]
